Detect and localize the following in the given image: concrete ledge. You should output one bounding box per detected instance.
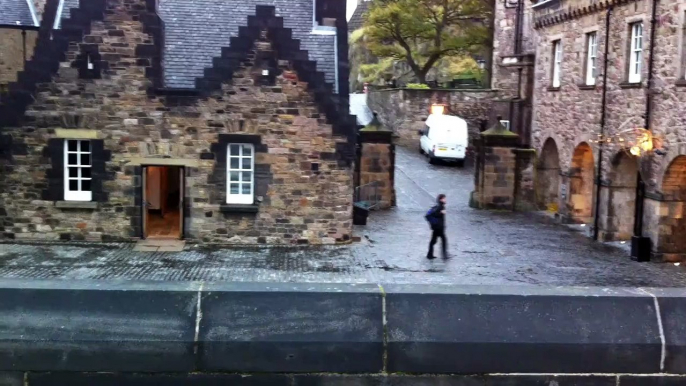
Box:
[198,282,383,372]
[0,280,684,375]
[15,372,686,386]
[385,285,663,374]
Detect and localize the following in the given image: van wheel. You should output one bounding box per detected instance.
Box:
[456,160,465,168]
[419,146,424,155]
[428,155,437,165]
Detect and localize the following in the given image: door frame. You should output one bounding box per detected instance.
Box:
[140,165,185,240]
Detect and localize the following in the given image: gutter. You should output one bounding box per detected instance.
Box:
[592,6,612,241]
[631,0,659,260]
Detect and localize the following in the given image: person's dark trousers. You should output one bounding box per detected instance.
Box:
[427,227,448,259]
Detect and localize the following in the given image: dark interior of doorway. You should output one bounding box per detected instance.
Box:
[145,166,182,239]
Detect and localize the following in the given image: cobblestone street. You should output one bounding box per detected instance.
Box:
[0,147,685,286]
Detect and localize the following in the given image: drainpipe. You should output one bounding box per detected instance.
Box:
[21,26,27,64]
[592,6,612,241]
[631,0,658,261]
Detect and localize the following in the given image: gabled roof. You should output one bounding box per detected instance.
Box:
[53,0,339,90]
[348,0,370,32]
[159,0,337,90]
[0,0,37,27]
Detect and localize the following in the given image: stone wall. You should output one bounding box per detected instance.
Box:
[367,88,497,147]
[0,28,38,86]
[0,0,354,245]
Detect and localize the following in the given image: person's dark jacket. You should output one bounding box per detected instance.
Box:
[426,201,446,230]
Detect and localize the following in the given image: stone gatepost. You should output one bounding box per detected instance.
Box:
[356,130,396,210]
[470,121,531,210]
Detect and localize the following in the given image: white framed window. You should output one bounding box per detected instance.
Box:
[500,120,511,131]
[64,140,92,201]
[629,22,643,83]
[226,144,254,205]
[552,40,562,88]
[585,32,598,86]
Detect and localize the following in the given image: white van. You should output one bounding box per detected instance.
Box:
[419,114,469,166]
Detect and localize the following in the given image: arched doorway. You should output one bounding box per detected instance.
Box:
[536,138,561,211]
[568,143,594,223]
[657,156,686,260]
[602,152,638,240]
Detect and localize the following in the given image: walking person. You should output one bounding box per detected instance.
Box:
[425,194,449,260]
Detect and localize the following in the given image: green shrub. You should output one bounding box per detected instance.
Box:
[406,83,430,89]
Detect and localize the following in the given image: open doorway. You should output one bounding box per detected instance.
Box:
[143,166,184,239]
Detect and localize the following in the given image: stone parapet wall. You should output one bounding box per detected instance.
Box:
[367,88,497,148]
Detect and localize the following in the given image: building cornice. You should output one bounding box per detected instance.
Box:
[534,0,635,29]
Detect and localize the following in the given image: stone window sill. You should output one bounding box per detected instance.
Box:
[220,204,259,214]
[578,84,596,90]
[619,81,642,89]
[547,86,560,92]
[675,79,686,87]
[55,201,98,209]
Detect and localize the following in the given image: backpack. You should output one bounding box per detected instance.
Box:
[425,206,439,226]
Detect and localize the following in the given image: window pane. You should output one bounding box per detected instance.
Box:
[82,179,91,192]
[242,145,252,156]
[230,171,239,181]
[82,168,91,178]
[230,157,239,169]
[241,184,251,195]
[241,157,251,169]
[68,140,78,152]
[80,153,91,166]
[69,167,78,178]
[81,141,90,153]
[69,180,78,191]
[242,171,252,182]
[68,153,77,165]
[230,144,240,156]
[230,183,239,194]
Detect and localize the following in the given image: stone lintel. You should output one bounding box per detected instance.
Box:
[54,129,99,139]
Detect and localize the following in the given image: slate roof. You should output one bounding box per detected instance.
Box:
[53,0,340,91]
[348,0,370,32]
[156,0,337,90]
[0,0,35,26]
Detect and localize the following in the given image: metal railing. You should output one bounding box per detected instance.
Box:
[354,180,381,210]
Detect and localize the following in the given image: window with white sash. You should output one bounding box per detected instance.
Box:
[64,139,92,201]
[628,22,643,83]
[585,32,598,86]
[552,40,562,88]
[226,144,254,204]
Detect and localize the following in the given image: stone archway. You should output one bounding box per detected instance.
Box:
[568,143,594,223]
[536,138,561,211]
[655,156,686,261]
[600,152,638,241]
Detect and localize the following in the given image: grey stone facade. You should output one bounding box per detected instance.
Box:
[530,0,686,260]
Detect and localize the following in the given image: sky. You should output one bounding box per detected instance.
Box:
[347,0,357,21]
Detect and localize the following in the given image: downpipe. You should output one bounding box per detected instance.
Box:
[631,0,659,261]
[592,6,612,241]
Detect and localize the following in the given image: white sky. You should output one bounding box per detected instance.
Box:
[347,0,357,21]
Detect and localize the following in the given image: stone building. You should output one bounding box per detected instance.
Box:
[0,0,357,244]
[529,0,686,261]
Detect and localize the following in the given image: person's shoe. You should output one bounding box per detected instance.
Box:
[442,254,451,260]
[427,255,437,260]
